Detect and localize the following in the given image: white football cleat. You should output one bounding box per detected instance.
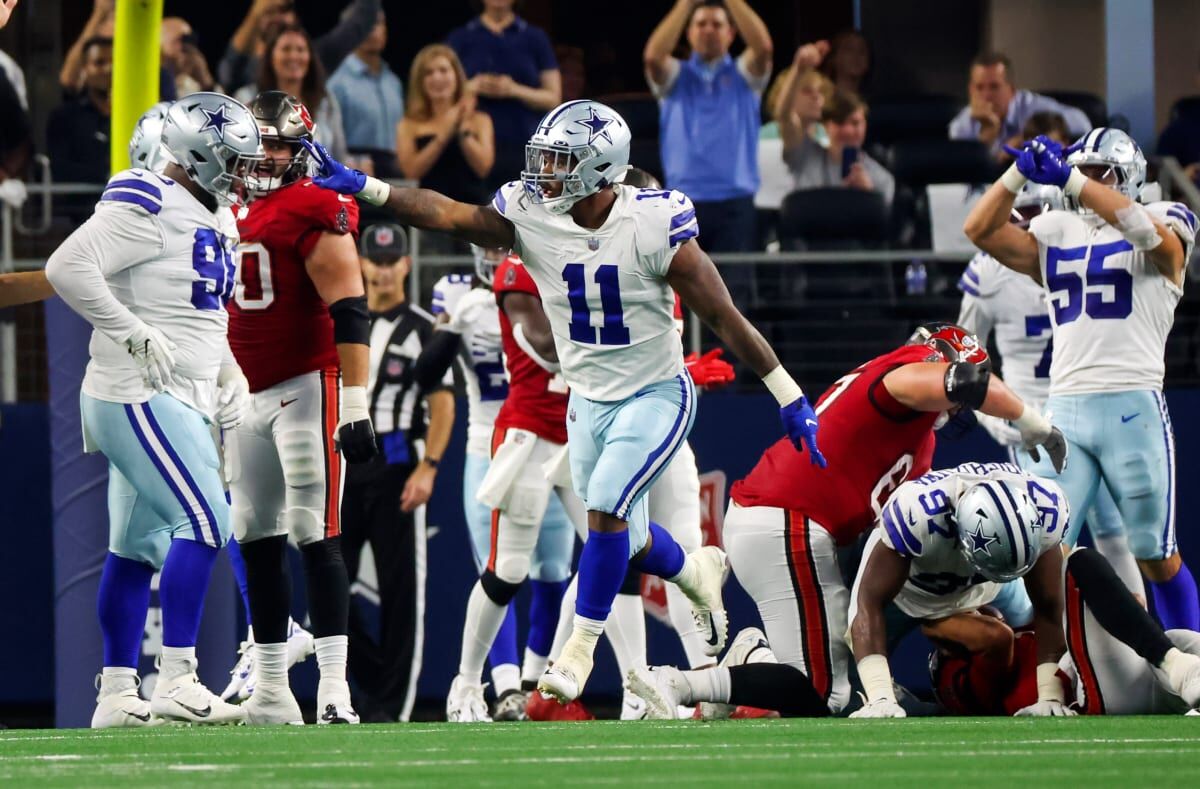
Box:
[286,619,316,667]
[537,637,594,704]
[696,627,774,720]
[242,684,305,726]
[91,675,158,729]
[1173,654,1200,708]
[620,691,648,720]
[492,689,528,722]
[221,639,255,701]
[446,675,492,723]
[151,672,245,725]
[624,666,687,720]
[317,679,359,724]
[682,546,729,656]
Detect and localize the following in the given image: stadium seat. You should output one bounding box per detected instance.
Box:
[1041,90,1108,129]
[889,139,996,188]
[864,94,961,148]
[778,188,888,250]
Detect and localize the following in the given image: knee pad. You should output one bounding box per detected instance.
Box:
[281,506,327,545]
[1127,530,1166,561]
[493,549,531,586]
[278,429,324,489]
[481,569,523,606]
[1113,453,1156,500]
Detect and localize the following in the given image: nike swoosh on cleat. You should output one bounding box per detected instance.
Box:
[704,613,719,646]
[172,701,212,718]
[127,710,151,722]
[281,398,298,408]
[1121,413,1140,423]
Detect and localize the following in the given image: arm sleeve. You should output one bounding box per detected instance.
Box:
[44,202,164,343]
[314,0,382,71]
[411,328,462,391]
[646,57,681,100]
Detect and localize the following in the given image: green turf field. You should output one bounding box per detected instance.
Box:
[1,717,1197,787]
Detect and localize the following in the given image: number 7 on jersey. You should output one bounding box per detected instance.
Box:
[562,263,630,346]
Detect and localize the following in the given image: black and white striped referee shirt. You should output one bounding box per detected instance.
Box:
[366,303,451,444]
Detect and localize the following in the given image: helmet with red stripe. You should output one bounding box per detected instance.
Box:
[908,322,990,369]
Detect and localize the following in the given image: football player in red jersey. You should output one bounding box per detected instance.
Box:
[223,91,377,725]
[626,323,1069,718]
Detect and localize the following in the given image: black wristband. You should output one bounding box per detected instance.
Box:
[329,295,370,345]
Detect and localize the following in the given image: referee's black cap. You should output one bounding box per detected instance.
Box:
[360,223,409,264]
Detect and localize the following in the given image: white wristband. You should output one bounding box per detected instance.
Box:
[857,654,897,703]
[1036,662,1065,703]
[1012,402,1050,436]
[1063,168,1088,199]
[762,365,803,407]
[341,385,370,424]
[1000,163,1027,194]
[357,176,391,207]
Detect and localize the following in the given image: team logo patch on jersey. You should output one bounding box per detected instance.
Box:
[336,205,349,233]
[588,238,600,251]
[504,266,517,286]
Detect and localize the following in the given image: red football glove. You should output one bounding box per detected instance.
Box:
[685,348,736,389]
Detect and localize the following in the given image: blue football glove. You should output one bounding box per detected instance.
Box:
[301,138,366,195]
[780,395,826,468]
[1003,136,1081,188]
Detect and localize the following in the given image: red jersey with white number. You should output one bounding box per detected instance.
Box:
[730,345,941,545]
[493,255,568,444]
[229,178,359,392]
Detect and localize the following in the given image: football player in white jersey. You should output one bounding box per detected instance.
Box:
[41,93,261,727]
[302,98,824,703]
[958,184,1141,597]
[964,129,1199,631]
[848,462,1070,718]
[417,248,576,720]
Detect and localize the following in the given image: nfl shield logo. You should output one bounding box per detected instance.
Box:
[387,359,403,377]
[587,238,600,251]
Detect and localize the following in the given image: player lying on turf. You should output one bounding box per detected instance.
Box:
[964,129,1199,630]
[931,547,1200,715]
[625,326,1068,719]
[302,99,823,704]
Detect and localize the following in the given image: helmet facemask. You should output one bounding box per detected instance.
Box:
[471,245,507,287]
[522,144,596,214]
[249,137,310,194]
[194,142,264,206]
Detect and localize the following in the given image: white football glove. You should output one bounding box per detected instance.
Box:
[446,288,494,335]
[124,322,177,392]
[215,365,251,429]
[1014,700,1077,717]
[849,697,907,719]
[976,412,1022,447]
[1013,405,1069,473]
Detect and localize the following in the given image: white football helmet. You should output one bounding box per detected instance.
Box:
[470,245,507,287]
[1065,127,1146,209]
[522,99,631,214]
[955,478,1042,582]
[161,92,263,206]
[1010,183,1063,227]
[129,101,174,173]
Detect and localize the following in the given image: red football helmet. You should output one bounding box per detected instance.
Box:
[908,322,990,369]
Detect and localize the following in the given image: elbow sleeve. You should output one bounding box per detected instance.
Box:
[412,329,461,391]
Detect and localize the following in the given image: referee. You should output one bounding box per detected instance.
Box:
[343,223,454,722]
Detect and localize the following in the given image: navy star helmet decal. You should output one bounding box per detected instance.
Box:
[966,510,1000,556]
[574,107,614,145]
[199,105,233,141]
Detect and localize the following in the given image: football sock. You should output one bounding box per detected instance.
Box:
[607,592,647,676]
[728,664,829,718]
[301,537,350,638]
[632,522,686,579]
[575,528,629,621]
[255,642,288,688]
[1150,561,1200,631]
[487,604,520,679]
[226,537,253,625]
[521,647,550,689]
[159,645,196,680]
[491,663,521,696]
[460,581,510,683]
[97,553,154,669]
[314,634,349,684]
[1093,533,1145,600]
[666,582,712,669]
[548,576,579,662]
[528,579,568,658]
[238,535,290,644]
[159,538,219,649]
[680,665,731,705]
[99,666,139,696]
[1068,549,1174,663]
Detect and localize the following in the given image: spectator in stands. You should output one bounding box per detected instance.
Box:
[1157,63,1200,180]
[161,17,217,96]
[1021,110,1069,146]
[949,52,1091,160]
[0,39,29,209]
[556,45,587,103]
[328,8,405,178]
[235,24,350,162]
[58,0,113,93]
[396,44,493,251]
[820,29,872,99]
[644,0,774,260]
[446,0,561,189]
[219,0,381,94]
[777,41,832,149]
[785,89,894,209]
[47,36,111,187]
[0,0,16,31]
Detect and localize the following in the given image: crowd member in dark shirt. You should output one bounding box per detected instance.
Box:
[48,36,111,196]
[446,0,559,191]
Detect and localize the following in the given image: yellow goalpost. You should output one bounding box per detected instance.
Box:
[109,0,164,174]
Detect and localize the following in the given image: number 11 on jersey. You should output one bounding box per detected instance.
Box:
[563,263,630,346]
